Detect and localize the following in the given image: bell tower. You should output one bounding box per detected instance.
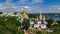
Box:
[21,7,29,19]
[39,9,43,20]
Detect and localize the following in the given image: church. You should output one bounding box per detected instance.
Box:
[29,14,47,30]
[19,7,48,30]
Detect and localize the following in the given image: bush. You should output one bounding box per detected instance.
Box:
[36,31,42,34]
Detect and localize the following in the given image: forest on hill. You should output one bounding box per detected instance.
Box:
[0,16,60,34]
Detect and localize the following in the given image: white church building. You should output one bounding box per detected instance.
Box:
[29,14,48,30]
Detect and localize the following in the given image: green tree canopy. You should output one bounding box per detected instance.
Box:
[22,18,30,30]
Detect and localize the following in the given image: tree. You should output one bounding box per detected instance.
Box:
[52,25,60,34]
[22,18,30,30]
[0,25,7,34]
[46,19,54,28]
[51,21,60,34]
[0,17,24,34]
[14,12,17,15]
[0,12,2,14]
[56,21,60,24]
[36,31,42,34]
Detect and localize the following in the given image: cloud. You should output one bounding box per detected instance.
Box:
[6,0,44,4]
[20,6,42,13]
[0,0,43,6]
[0,0,43,13]
[45,5,60,13]
[49,5,60,10]
[24,6,29,8]
[33,0,43,3]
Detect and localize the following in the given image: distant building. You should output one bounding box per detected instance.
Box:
[0,12,21,17]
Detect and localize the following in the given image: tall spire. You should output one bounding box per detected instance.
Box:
[22,7,27,16]
[23,6,28,13]
[21,6,29,19]
[39,9,43,20]
[23,8,26,12]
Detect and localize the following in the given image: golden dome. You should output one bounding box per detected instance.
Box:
[39,13,42,20]
[21,11,28,19]
[21,7,29,19]
[42,16,45,21]
[21,13,28,19]
[34,16,38,21]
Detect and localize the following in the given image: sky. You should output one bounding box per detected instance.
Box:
[0,0,60,13]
